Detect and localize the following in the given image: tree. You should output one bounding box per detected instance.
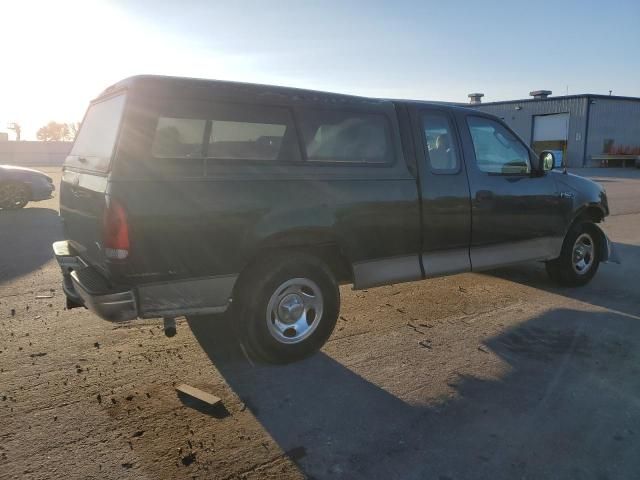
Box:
[68,122,81,140]
[36,121,71,141]
[7,122,21,141]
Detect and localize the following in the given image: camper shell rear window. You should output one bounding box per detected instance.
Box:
[66,93,126,172]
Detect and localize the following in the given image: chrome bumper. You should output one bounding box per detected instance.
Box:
[52,241,137,322]
[52,240,236,322]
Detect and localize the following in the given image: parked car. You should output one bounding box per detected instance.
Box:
[0,165,55,209]
[53,75,619,363]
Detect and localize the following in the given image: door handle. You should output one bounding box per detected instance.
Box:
[71,186,88,198]
[476,190,494,201]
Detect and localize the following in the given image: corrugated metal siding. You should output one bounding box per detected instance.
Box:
[586,98,640,161]
[472,97,589,167]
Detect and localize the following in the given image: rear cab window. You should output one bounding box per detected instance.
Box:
[297,109,394,164]
[422,111,460,173]
[66,93,126,172]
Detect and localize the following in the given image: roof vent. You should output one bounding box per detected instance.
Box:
[530,90,552,99]
[468,93,484,104]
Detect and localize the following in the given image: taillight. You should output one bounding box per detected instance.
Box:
[103,197,129,260]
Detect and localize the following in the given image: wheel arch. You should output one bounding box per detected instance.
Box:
[0,180,32,206]
[572,203,606,224]
[233,233,353,302]
[0,179,32,195]
[564,206,611,263]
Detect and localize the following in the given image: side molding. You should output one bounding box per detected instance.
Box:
[422,248,471,278]
[138,274,237,318]
[352,255,422,290]
[471,237,564,272]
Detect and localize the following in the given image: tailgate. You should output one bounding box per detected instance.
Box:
[60,170,109,269]
[60,93,126,271]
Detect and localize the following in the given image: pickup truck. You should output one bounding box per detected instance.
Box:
[53,75,618,363]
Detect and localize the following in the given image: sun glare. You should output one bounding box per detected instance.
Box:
[1,0,249,140]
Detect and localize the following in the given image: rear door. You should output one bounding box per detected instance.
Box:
[60,93,126,270]
[410,106,472,276]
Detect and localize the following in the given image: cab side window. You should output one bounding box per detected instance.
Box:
[422,112,460,173]
[467,116,531,175]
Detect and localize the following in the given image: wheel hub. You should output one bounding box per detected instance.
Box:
[266,277,324,345]
[277,293,304,324]
[572,233,594,274]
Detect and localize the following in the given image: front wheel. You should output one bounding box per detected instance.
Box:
[0,182,30,209]
[235,253,340,364]
[546,222,601,286]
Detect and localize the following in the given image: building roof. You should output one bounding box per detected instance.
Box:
[476,93,640,107]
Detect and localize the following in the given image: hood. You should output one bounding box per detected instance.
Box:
[1,165,48,175]
[552,171,605,194]
[0,165,53,183]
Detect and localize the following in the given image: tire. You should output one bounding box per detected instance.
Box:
[546,222,601,287]
[235,253,340,364]
[0,182,30,209]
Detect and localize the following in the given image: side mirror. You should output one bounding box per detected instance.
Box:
[539,151,555,172]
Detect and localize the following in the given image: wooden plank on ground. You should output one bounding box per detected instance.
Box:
[176,384,221,406]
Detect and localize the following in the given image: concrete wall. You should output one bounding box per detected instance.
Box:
[472,97,589,168]
[0,141,72,166]
[586,98,640,160]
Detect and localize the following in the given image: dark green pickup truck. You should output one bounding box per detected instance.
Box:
[54,75,618,363]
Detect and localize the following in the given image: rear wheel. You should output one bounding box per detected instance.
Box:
[0,182,30,209]
[235,253,340,364]
[546,222,600,286]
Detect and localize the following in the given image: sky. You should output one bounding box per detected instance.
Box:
[1,0,639,140]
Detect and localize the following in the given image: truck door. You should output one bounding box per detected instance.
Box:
[409,106,472,277]
[456,112,565,270]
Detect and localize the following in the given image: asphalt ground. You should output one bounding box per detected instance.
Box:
[1,167,639,479]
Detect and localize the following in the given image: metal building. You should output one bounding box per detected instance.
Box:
[470,91,640,167]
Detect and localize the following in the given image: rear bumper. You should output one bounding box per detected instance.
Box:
[52,240,236,322]
[71,269,138,322]
[53,241,137,321]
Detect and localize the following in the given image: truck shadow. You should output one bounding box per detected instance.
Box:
[0,207,62,285]
[488,241,639,317]
[188,306,640,479]
[579,168,640,180]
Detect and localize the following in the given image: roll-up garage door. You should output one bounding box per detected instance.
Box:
[533,113,569,167]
